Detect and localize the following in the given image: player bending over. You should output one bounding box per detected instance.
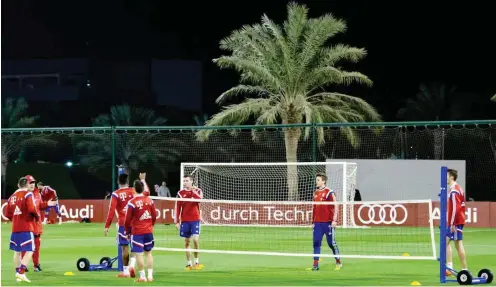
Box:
[175,175,205,270]
[125,180,157,282]
[7,177,56,282]
[21,176,51,272]
[104,173,136,278]
[445,168,468,276]
[310,173,342,271]
[38,182,62,225]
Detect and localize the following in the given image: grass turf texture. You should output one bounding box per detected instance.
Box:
[1,223,495,286]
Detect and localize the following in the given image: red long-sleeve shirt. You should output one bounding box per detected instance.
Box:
[7,189,39,233]
[312,187,337,223]
[105,187,135,228]
[124,195,156,235]
[175,188,202,223]
[41,186,57,201]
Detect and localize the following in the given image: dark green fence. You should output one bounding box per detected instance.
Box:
[2,120,495,200]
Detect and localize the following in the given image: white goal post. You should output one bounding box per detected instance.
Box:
[146,161,437,261]
[180,162,359,228]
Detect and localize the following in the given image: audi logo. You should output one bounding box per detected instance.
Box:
[357,204,408,225]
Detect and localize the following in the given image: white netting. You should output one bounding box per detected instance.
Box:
[181,162,358,228]
[151,197,436,260]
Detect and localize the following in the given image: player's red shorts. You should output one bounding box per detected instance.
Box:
[10,232,35,252]
[130,233,154,253]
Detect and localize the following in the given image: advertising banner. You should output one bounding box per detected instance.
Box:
[1,199,495,228]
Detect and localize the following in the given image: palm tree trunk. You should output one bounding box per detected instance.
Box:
[284,127,301,200]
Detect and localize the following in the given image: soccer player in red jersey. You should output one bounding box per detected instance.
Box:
[310,173,341,271]
[38,182,62,225]
[125,180,157,282]
[6,177,56,282]
[445,168,468,276]
[175,175,205,270]
[104,173,136,278]
[20,176,51,272]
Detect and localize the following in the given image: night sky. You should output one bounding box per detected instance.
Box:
[2,0,496,123]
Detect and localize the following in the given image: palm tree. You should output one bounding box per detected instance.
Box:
[73,104,181,177]
[195,2,381,199]
[397,82,464,159]
[1,98,55,196]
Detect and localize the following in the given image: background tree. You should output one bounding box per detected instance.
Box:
[397,82,468,159]
[195,2,381,199]
[1,98,55,196]
[73,104,181,178]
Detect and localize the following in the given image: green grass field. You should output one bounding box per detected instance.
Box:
[1,223,495,286]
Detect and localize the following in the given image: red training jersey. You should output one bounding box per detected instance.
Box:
[33,188,48,235]
[312,187,337,223]
[105,187,135,228]
[448,182,466,226]
[6,189,39,233]
[41,186,57,201]
[124,194,156,235]
[175,188,202,223]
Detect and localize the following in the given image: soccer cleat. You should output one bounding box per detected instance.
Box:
[305,265,319,271]
[446,270,453,277]
[334,263,343,271]
[129,267,136,278]
[34,265,43,272]
[194,263,205,270]
[116,272,130,278]
[135,278,147,282]
[16,273,31,282]
[185,264,193,271]
[147,277,154,282]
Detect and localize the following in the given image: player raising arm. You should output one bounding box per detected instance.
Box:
[104,173,136,278]
[38,182,62,225]
[175,175,205,270]
[125,180,157,282]
[446,168,468,276]
[139,172,151,196]
[310,173,342,271]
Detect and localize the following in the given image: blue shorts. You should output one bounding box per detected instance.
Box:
[313,222,334,242]
[447,224,464,241]
[45,206,60,214]
[116,226,129,245]
[10,232,35,252]
[130,233,154,253]
[180,221,201,238]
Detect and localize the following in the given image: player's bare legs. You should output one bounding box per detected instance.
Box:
[145,251,154,281]
[455,240,468,270]
[184,238,193,269]
[16,251,33,282]
[446,239,453,275]
[129,252,136,278]
[135,253,147,282]
[192,235,204,269]
[14,252,21,269]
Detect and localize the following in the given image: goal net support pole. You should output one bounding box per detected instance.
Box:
[439,166,448,284]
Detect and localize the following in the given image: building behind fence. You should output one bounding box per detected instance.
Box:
[1,120,495,201]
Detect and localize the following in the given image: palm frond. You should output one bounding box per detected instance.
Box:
[196,98,273,141]
[492,95,496,102]
[321,44,368,66]
[216,85,273,104]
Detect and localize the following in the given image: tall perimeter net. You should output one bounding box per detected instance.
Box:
[152,162,436,260]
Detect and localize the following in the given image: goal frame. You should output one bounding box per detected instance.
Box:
[180,161,356,227]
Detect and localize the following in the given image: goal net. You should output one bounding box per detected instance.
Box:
[150,162,437,260]
[181,162,358,228]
